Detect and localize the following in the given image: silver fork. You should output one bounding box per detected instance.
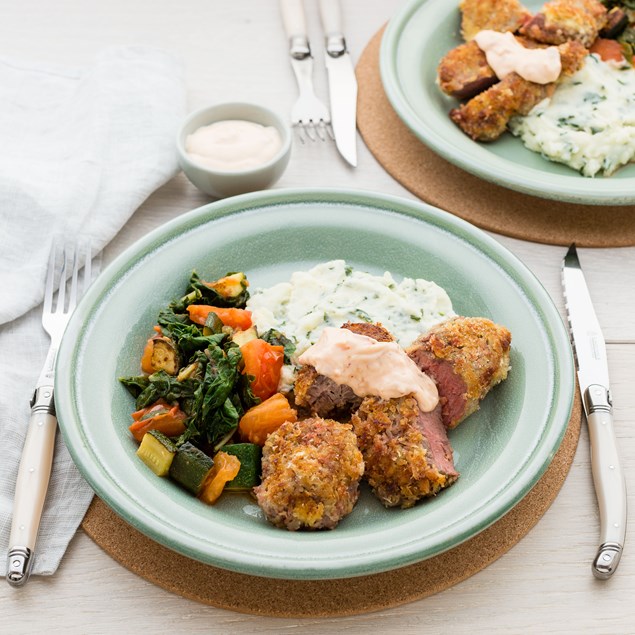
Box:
[7,243,96,587]
[280,0,333,142]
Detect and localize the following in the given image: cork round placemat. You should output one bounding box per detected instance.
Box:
[81,393,581,618]
[356,27,635,247]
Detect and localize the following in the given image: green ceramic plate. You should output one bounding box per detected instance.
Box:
[56,189,574,580]
[380,0,635,205]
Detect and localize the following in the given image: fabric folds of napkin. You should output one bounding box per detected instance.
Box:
[0,46,186,577]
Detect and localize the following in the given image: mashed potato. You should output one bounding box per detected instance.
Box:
[509,55,635,177]
[246,260,454,357]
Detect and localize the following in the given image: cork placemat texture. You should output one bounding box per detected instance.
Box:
[356,27,635,247]
[81,392,581,618]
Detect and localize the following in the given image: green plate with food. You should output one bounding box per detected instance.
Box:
[380,0,635,204]
[55,189,574,580]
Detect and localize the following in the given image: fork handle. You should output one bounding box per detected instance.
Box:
[6,386,57,587]
[280,0,310,58]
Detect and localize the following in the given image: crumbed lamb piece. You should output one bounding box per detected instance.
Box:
[437,40,499,100]
[407,317,511,430]
[352,396,458,509]
[254,417,364,530]
[450,72,556,141]
[449,39,587,141]
[460,0,531,41]
[437,36,549,101]
[339,321,394,342]
[292,365,362,419]
[520,0,607,47]
[293,322,393,419]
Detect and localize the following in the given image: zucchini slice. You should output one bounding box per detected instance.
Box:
[231,326,258,347]
[203,311,224,335]
[222,443,262,491]
[169,442,214,495]
[136,430,178,476]
[208,272,248,301]
[151,336,181,375]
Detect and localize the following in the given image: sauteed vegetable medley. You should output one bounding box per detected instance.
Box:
[119,270,296,505]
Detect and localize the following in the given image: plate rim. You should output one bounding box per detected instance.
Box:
[55,187,575,579]
[379,0,635,206]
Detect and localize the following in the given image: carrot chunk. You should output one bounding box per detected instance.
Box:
[198,451,241,505]
[238,393,297,446]
[187,305,252,330]
[129,400,187,442]
[589,38,626,63]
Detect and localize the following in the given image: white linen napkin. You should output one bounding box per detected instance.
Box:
[0,45,186,577]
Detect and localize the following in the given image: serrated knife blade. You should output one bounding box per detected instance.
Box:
[562,243,626,579]
[319,0,358,167]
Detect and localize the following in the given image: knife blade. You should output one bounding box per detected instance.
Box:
[318,0,358,167]
[562,243,627,579]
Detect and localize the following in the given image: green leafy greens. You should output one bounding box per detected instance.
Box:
[119,270,258,450]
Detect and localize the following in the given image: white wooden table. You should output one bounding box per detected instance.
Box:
[3,2,634,633]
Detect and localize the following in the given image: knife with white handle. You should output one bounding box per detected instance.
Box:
[562,244,627,579]
[318,0,358,166]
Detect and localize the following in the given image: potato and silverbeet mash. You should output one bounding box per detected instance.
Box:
[246,259,454,354]
[509,55,635,176]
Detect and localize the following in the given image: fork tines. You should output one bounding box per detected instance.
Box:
[45,242,97,319]
[294,120,334,144]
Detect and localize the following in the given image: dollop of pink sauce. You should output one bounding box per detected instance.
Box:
[474,30,561,84]
[298,327,439,412]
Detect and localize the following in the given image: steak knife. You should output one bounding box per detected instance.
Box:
[562,244,627,579]
[318,0,358,167]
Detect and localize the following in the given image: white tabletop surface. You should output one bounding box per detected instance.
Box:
[3,1,635,633]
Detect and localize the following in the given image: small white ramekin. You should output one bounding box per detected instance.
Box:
[176,102,292,198]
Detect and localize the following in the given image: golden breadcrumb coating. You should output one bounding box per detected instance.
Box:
[520,0,607,47]
[352,396,457,509]
[460,0,531,41]
[450,73,555,141]
[254,417,364,530]
[437,40,498,99]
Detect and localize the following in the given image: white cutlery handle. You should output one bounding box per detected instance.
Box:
[280,0,307,41]
[7,386,57,587]
[586,401,627,579]
[319,0,343,37]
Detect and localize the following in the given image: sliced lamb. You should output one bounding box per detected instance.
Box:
[293,322,393,419]
[352,396,458,509]
[407,316,512,429]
